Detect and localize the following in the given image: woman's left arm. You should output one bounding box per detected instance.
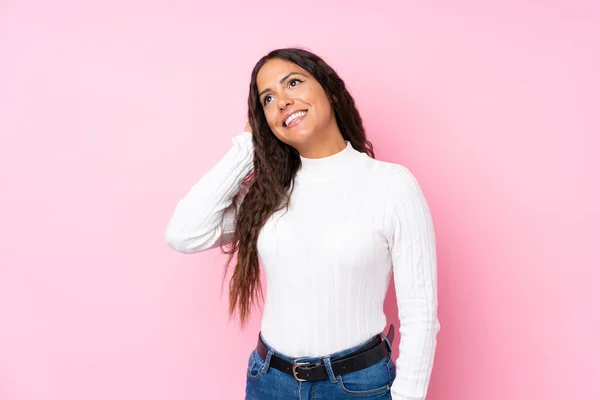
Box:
[385,166,441,400]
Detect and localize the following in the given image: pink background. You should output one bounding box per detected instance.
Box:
[1,1,598,399]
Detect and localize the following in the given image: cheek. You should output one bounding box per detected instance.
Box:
[313,100,334,124]
[263,109,287,141]
[306,89,333,121]
[263,109,278,129]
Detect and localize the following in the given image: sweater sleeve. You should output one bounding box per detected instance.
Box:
[164,131,254,253]
[385,166,440,400]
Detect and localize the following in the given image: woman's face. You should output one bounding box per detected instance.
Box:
[256,58,336,147]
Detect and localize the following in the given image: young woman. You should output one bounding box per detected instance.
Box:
[165,48,440,400]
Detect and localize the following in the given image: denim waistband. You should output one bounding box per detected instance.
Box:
[258,329,393,364]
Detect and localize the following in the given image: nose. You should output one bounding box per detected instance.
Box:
[277,93,293,110]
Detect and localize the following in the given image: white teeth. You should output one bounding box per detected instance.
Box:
[285,111,307,126]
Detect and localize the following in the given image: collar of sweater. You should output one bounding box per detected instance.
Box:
[295,140,362,182]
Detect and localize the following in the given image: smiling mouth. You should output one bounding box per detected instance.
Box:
[284,110,307,127]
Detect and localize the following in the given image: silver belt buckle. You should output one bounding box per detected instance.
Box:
[292,362,310,382]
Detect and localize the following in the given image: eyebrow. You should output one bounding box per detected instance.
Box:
[258,72,307,98]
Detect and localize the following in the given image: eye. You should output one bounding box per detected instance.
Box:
[289,78,303,88]
[263,94,273,106]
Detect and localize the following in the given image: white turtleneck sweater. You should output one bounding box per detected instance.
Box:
[165,131,440,400]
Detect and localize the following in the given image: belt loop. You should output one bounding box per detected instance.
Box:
[261,349,274,374]
[380,324,395,354]
[322,357,337,383]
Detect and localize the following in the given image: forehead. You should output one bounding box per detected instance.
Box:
[256,58,310,90]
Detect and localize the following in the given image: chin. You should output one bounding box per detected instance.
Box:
[275,127,315,147]
[288,132,317,147]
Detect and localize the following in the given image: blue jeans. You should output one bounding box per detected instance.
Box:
[245,331,396,399]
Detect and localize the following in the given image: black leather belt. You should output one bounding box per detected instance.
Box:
[256,324,395,382]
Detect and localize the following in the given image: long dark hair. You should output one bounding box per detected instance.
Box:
[221,47,375,327]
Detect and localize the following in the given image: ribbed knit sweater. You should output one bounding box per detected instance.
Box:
[165,131,440,399]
